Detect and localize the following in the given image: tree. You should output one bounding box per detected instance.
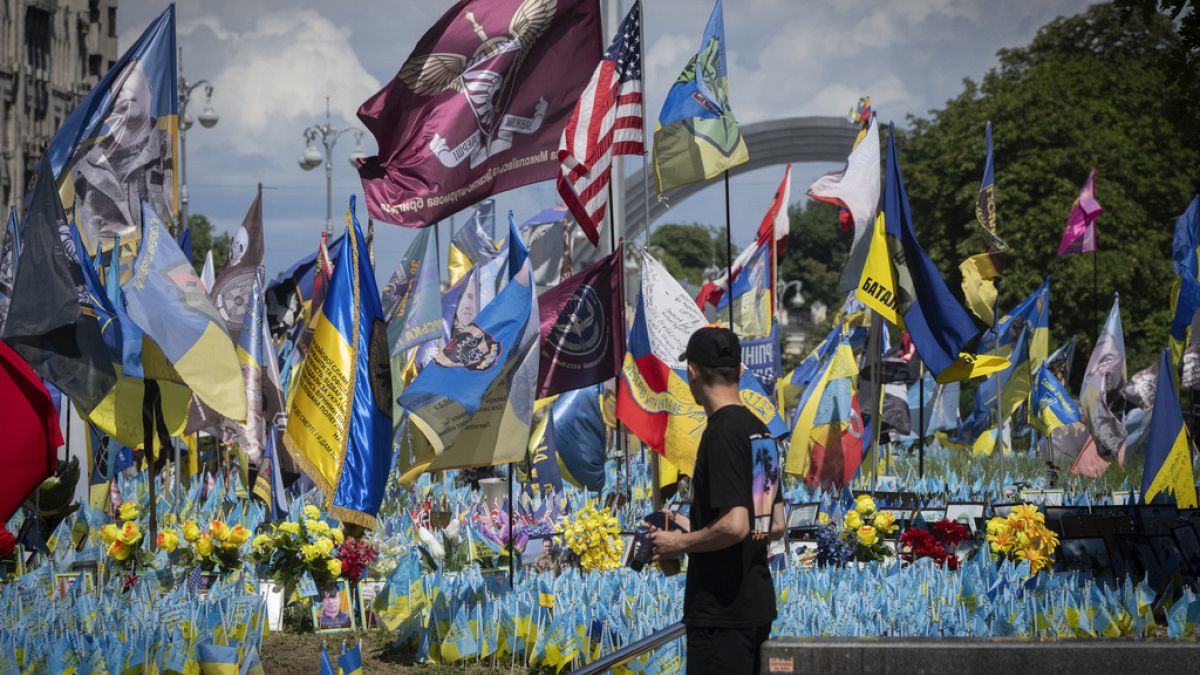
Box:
[648,222,722,287]
[186,213,232,273]
[895,3,1200,375]
[778,200,854,319]
[1117,1,1200,144]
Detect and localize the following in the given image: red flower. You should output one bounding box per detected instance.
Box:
[0,530,15,558]
[335,538,378,582]
[930,519,969,547]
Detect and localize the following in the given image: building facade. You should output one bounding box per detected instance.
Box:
[0,0,118,210]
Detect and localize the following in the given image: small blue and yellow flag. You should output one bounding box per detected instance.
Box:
[195,641,238,675]
[336,643,362,675]
[1030,363,1081,436]
[283,196,391,529]
[1142,347,1198,507]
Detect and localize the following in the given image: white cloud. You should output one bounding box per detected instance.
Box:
[195,11,381,163]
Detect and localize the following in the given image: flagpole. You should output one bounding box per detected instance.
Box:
[870,311,883,491]
[607,180,628,502]
[143,380,159,550]
[507,465,514,590]
[1092,248,1098,339]
[637,1,662,511]
[723,171,734,330]
[994,280,1004,504]
[918,362,925,480]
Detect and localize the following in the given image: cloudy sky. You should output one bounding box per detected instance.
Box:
[116,0,1092,282]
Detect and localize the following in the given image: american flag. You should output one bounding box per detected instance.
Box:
[556,1,644,246]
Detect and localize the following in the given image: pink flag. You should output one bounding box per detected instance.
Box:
[1057,168,1102,256]
[356,0,602,227]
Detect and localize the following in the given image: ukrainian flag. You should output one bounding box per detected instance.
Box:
[1142,347,1198,507]
[855,127,1005,382]
[652,0,749,194]
[977,277,1050,370]
[337,644,362,675]
[283,196,392,529]
[1030,363,1081,436]
[121,199,246,423]
[1170,196,1200,367]
[70,218,191,449]
[785,336,857,478]
[47,5,178,253]
[194,641,238,675]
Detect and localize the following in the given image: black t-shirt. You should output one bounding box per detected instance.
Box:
[683,404,781,628]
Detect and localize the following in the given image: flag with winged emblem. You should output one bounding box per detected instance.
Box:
[356,0,602,227]
[536,241,624,398]
[556,0,644,246]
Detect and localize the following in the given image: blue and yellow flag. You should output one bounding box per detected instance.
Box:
[1170,196,1200,368]
[785,335,859,480]
[1030,362,1081,436]
[856,124,995,381]
[398,214,539,476]
[122,199,246,422]
[977,277,1050,369]
[337,643,363,675]
[549,385,607,492]
[47,5,178,253]
[284,197,392,529]
[1142,347,1197,507]
[194,641,238,675]
[652,0,749,194]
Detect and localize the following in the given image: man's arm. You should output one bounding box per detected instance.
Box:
[648,506,749,560]
[769,501,786,541]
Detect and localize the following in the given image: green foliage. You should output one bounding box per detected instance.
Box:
[648,222,721,287]
[1116,1,1200,141]
[895,3,1200,373]
[186,213,232,272]
[779,200,854,320]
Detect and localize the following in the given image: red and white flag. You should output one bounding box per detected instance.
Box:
[557,1,644,246]
[695,164,792,309]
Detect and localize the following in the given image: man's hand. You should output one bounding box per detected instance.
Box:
[647,525,687,561]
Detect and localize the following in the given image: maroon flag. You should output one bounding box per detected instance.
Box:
[356,0,602,227]
[0,340,61,522]
[537,241,624,398]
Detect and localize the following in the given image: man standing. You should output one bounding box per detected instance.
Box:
[649,326,785,675]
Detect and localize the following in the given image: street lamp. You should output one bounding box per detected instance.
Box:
[177,47,218,235]
[298,96,365,234]
[778,279,805,310]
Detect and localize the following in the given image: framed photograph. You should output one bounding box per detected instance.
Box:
[990,503,1022,519]
[1173,525,1200,578]
[521,535,555,566]
[1057,537,1114,580]
[53,572,94,599]
[786,503,819,529]
[917,507,946,523]
[945,502,985,531]
[313,581,356,633]
[356,578,387,630]
[1020,489,1064,507]
[1111,490,1136,506]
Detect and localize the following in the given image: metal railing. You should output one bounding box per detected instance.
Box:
[568,622,686,674]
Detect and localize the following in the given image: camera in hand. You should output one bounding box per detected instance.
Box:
[627,527,654,571]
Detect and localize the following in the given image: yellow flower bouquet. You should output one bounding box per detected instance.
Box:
[101,501,146,573]
[839,495,897,563]
[985,504,1058,574]
[249,504,346,590]
[557,505,623,572]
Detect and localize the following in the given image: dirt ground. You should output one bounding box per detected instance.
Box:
[260,631,549,673]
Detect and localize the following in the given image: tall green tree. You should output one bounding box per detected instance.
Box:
[896,3,1200,375]
[648,222,722,287]
[186,213,232,273]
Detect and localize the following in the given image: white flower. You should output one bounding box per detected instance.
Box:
[418,527,445,560]
[443,519,462,543]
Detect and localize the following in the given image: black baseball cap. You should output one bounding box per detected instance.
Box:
[679,326,741,368]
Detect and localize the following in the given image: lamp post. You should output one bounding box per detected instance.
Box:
[177,48,219,235]
[298,96,366,235]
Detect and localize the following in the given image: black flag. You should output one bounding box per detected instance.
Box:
[1,160,115,411]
